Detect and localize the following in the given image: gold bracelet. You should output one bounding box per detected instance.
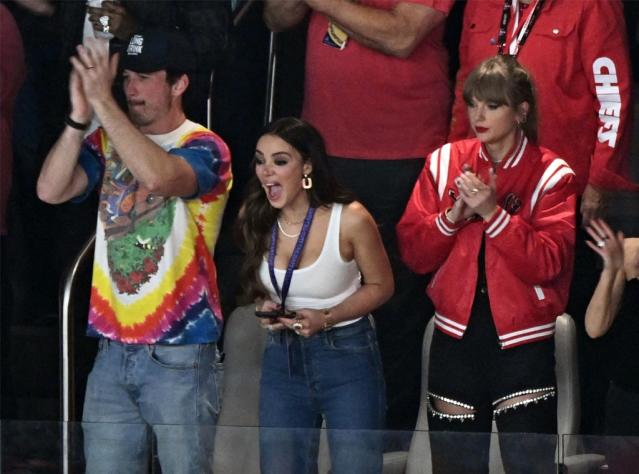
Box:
[323,310,334,330]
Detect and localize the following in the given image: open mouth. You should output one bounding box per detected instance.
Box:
[264,183,283,202]
[475,126,489,133]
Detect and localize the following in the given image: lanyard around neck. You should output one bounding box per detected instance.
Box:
[268,206,316,312]
[497,0,545,57]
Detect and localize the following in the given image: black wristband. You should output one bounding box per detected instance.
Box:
[65,115,90,131]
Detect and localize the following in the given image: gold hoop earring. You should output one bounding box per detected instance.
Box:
[302,174,313,190]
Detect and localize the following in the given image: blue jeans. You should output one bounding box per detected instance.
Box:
[82,339,222,474]
[328,156,432,433]
[259,317,386,474]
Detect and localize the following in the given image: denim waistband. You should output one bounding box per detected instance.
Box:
[319,315,371,336]
[271,315,373,345]
[268,315,375,378]
[99,338,216,350]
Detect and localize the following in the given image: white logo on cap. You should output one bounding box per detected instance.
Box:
[127,34,144,56]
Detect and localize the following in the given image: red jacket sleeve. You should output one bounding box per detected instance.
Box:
[579,0,635,191]
[485,161,576,285]
[397,146,462,274]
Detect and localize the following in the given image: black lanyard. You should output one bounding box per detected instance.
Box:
[268,206,316,313]
[497,0,545,57]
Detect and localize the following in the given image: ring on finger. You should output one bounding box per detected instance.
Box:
[292,322,303,332]
[596,240,605,248]
[99,15,110,33]
[471,188,479,194]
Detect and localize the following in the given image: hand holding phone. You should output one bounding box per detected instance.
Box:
[254,309,297,319]
[254,309,281,319]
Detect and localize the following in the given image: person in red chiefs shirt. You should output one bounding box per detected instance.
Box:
[0,1,26,423]
[449,0,635,224]
[264,0,455,433]
[0,4,26,237]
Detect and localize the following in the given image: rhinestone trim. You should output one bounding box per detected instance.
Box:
[493,390,556,417]
[428,391,475,410]
[492,386,556,406]
[427,392,476,422]
[427,402,476,422]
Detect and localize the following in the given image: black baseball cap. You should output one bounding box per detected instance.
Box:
[119,30,196,74]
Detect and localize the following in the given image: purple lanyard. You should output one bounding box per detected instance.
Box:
[497,0,545,57]
[268,206,316,312]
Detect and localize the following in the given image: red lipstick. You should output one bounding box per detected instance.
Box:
[475,126,489,133]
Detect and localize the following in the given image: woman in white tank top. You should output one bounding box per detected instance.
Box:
[236,117,393,474]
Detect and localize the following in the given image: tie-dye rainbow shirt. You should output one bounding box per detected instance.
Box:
[77,119,232,344]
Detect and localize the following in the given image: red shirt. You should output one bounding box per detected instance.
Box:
[0,5,26,235]
[449,0,635,194]
[303,0,455,159]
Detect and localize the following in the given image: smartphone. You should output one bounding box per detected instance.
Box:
[254,309,296,319]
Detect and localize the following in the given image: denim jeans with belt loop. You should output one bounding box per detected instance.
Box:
[259,316,386,474]
[82,338,222,474]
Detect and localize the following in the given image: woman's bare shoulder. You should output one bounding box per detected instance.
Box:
[340,201,376,233]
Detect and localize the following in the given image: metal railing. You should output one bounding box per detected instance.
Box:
[264,30,278,125]
[60,233,95,474]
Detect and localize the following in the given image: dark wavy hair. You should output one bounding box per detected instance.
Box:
[463,55,539,143]
[236,117,354,301]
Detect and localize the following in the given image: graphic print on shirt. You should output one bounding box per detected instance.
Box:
[503,192,522,215]
[593,56,621,148]
[98,151,173,295]
[81,121,232,344]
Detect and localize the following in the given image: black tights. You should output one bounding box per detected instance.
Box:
[427,241,558,473]
[428,395,558,474]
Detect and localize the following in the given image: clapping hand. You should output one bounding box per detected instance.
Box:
[69,39,119,108]
[454,167,498,221]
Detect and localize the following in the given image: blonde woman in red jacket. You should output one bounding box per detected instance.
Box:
[397,55,576,473]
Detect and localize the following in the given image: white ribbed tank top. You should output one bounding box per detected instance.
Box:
[259,203,362,327]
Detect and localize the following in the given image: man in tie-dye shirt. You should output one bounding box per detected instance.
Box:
[37,31,231,473]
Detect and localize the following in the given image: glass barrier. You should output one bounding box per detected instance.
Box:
[7,420,639,474]
[3,421,638,473]
[1,420,75,473]
[562,433,639,473]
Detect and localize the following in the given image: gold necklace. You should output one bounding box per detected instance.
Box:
[280,214,305,225]
[277,219,301,238]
